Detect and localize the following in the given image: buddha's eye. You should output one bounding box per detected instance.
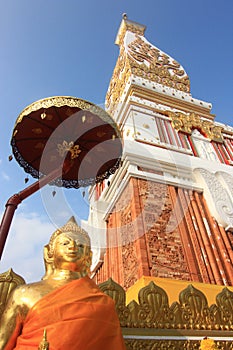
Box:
[62,240,70,245]
[78,244,84,249]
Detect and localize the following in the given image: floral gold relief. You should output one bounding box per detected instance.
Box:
[166,111,224,142]
[106,22,190,115]
[57,141,81,160]
[127,36,190,93]
[98,278,233,330]
[98,278,233,349]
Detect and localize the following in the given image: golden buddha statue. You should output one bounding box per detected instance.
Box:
[0,217,126,350]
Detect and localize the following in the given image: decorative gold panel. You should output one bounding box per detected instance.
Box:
[98,278,130,326]
[116,20,145,47]
[103,279,233,349]
[127,36,190,92]
[166,111,224,143]
[15,95,117,130]
[105,49,131,115]
[124,339,233,350]
[124,339,200,350]
[176,284,210,328]
[106,21,190,115]
[99,278,233,331]
[215,287,233,326]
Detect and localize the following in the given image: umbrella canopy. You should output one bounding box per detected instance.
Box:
[11,96,123,188]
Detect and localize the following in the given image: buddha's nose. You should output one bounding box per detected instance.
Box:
[68,240,77,250]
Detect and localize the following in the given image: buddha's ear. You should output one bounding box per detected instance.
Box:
[42,244,54,280]
[43,244,53,263]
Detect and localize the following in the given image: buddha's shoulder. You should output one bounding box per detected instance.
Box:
[10,280,52,308]
[12,280,47,294]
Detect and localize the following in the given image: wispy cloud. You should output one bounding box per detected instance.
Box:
[1,171,10,181]
[0,212,55,283]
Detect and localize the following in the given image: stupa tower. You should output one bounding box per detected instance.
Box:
[87,16,233,290]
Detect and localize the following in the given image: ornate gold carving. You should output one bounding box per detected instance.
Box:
[215,287,233,327]
[125,339,228,350]
[116,20,145,47]
[57,141,81,160]
[0,269,25,319]
[128,36,190,92]
[106,50,131,115]
[99,278,130,326]
[166,111,224,142]
[178,285,209,328]
[106,29,190,115]
[15,96,121,139]
[128,281,173,327]
[98,279,233,348]
[16,96,89,124]
[98,278,233,332]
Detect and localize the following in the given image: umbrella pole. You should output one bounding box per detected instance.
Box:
[0,163,72,260]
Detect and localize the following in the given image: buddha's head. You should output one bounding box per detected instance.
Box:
[43,216,92,279]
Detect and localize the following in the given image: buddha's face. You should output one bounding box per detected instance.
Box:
[52,231,90,270]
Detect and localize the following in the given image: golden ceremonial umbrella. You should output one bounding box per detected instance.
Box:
[0,96,122,258]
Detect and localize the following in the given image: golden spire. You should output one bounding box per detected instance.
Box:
[115,15,146,46]
[106,16,190,115]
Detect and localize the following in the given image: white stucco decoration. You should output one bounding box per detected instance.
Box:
[193,168,233,228]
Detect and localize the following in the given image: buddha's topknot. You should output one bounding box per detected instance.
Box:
[48,216,91,256]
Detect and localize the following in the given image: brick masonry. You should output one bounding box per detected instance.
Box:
[94,177,233,289]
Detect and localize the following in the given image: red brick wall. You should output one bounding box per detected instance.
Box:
[93,177,233,288]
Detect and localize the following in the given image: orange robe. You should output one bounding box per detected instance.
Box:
[13,276,126,350]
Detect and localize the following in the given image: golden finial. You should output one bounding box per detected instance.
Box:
[38,329,49,350]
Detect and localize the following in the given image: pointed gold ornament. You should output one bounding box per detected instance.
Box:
[38,329,49,350]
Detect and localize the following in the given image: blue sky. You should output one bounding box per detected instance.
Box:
[0,0,233,282]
